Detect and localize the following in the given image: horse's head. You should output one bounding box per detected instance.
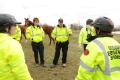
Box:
[24,18,33,27]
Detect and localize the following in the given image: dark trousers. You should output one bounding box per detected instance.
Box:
[31,42,44,64]
[83,44,87,50]
[53,41,69,65]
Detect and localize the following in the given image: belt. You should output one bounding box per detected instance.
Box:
[57,40,68,43]
[32,41,43,43]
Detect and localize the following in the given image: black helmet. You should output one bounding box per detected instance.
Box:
[0,14,21,27]
[93,17,114,33]
[58,18,63,23]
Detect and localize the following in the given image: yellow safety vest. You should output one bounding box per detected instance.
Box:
[78,25,96,45]
[52,26,72,42]
[0,33,32,80]
[26,25,45,43]
[76,37,120,80]
[10,25,21,41]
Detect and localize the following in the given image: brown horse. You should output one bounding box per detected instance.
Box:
[42,24,55,45]
[20,18,33,40]
[20,18,54,45]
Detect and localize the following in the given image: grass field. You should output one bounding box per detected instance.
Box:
[21,30,120,80]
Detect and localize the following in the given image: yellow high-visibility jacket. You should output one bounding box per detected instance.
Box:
[26,25,45,43]
[78,25,96,45]
[0,33,32,80]
[52,26,72,42]
[11,25,21,41]
[76,36,120,80]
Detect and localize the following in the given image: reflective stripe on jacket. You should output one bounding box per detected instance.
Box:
[76,37,120,80]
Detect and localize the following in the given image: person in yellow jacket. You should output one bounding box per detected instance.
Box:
[51,18,72,68]
[75,17,120,80]
[0,14,33,80]
[26,17,45,67]
[10,24,21,41]
[79,19,96,50]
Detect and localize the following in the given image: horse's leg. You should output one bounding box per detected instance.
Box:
[48,34,52,45]
[48,34,55,45]
[23,32,27,39]
[22,32,28,43]
[52,37,55,44]
[20,32,22,42]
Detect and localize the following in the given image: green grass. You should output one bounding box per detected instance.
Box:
[113,34,120,43]
[21,30,120,80]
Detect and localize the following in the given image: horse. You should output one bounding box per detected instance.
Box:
[20,18,54,45]
[20,18,33,40]
[42,24,55,45]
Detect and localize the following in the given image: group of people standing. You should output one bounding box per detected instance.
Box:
[0,13,72,80]
[25,17,72,68]
[0,13,120,80]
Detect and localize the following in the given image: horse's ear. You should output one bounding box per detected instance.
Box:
[24,18,29,20]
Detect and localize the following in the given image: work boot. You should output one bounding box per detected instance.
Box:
[62,64,66,67]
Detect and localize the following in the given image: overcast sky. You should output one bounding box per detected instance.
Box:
[0,0,120,26]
